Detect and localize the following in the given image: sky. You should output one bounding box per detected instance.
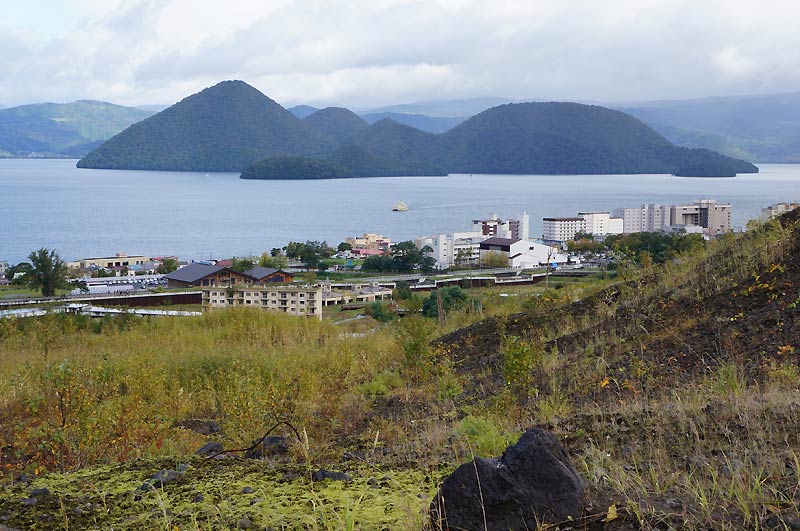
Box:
[2,0,800,109]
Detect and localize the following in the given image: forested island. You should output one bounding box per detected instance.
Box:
[77,80,759,178]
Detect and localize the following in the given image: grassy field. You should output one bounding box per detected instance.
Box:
[0,214,799,529]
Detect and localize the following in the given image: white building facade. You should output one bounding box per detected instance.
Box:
[416,212,530,269]
[479,238,568,268]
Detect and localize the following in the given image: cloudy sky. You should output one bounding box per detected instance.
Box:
[2,0,799,109]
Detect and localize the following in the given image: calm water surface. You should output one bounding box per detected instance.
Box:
[1,159,798,263]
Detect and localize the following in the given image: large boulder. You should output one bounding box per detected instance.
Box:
[430,428,585,531]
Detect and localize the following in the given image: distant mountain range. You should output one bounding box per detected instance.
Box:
[617,93,800,163]
[0,101,153,158]
[7,89,799,164]
[76,80,756,178]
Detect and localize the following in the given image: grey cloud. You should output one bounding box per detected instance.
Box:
[1,1,799,108]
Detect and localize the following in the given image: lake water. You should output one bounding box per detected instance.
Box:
[1,159,799,264]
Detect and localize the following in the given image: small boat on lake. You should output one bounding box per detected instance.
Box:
[392,201,409,211]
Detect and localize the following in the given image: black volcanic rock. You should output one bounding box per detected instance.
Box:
[77,80,332,171]
[430,429,585,531]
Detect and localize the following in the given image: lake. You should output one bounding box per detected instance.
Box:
[1,159,799,264]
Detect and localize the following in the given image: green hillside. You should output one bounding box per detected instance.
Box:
[240,156,351,179]
[302,107,369,144]
[77,81,758,176]
[0,101,152,157]
[78,81,333,171]
[432,102,758,175]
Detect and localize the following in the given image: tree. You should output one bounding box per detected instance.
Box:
[393,280,413,301]
[337,242,352,253]
[481,251,508,268]
[6,262,33,284]
[365,301,395,322]
[422,286,469,318]
[258,253,288,269]
[28,248,68,297]
[156,258,179,274]
[231,257,256,272]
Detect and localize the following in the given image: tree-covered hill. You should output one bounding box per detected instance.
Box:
[302,107,369,145]
[433,102,758,175]
[360,112,465,134]
[78,81,333,171]
[0,100,152,158]
[240,156,351,179]
[76,80,758,177]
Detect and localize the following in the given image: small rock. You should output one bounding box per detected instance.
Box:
[367,477,378,486]
[195,442,224,457]
[177,463,190,473]
[249,498,263,506]
[763,512,800,530]
[311,469,351,482]
[240,486,254,494]
[0,524,23,531]
[31,488,50,497]
[237,517,252,529]
[21,497,37,506]
[192,493,204,503]
[140,469,184,490]
[245,436,289,459]
[72,507,84,516]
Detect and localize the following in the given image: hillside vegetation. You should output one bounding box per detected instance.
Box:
[1,211,798,529]
[77,80,757,177]
[77,81,333,171]
[0,101,152,158]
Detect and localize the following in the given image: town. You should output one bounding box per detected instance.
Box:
[2,200,796,322]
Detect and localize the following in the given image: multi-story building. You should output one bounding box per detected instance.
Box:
[202,285,323,319]
[542,212,623,242]
[578,212,624,237]
[479,237,568,269]
[166,263,292,288]
[67,252,150,270]
[761,202,800,220]
[542,217,586,242]
[346,233,391,255]
[472,212,530,241]
[613,204,671,233]
[416,212,530,269]
[0,261,8,277]
[670,199,732,236]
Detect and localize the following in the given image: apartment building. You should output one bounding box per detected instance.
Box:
[202,285,323,319]
[542,212,623,242]
[416,212,530,269]
[761,202,800,220]
[472,212,530,241]
[613,204,671,233]
[346,233,391,255]
[670,199,732,236]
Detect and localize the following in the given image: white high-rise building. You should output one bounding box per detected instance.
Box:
[416,212,530,269]
[542,212,623,242]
